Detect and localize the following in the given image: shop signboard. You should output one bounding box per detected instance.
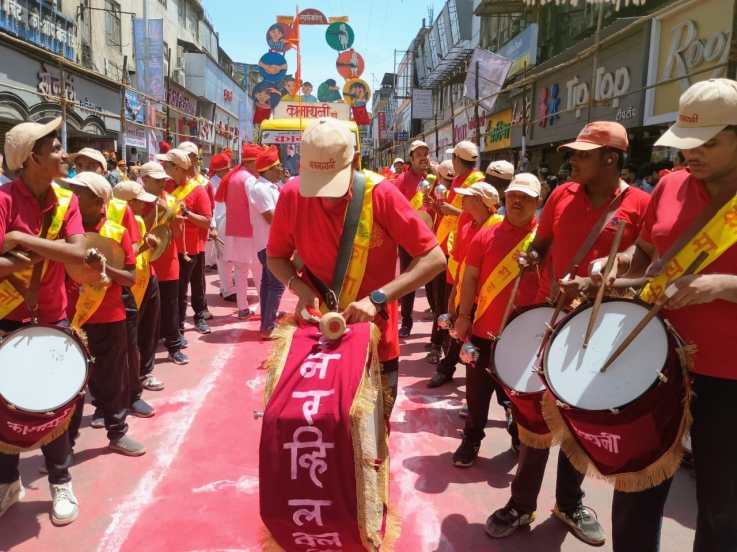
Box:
[644,0,734,125]
[497,24,538,79]
[273,101,350,120]
[528,25,649,147]
[482,109,513,152]
[0,0,75,60]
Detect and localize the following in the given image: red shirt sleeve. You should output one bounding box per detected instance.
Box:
[190,186,213,217]
[267,181,296,258]
[62,195,85,238]
[639,181,665,245]
[465,229,488,268]
[536,185,564,243]
[122,206,141,244]
[374,181,437,258]
[0,189,9,245]
[206,182,215,208]
[120,229,136,267]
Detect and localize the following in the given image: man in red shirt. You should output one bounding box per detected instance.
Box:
[517,122,651,546]
[267,118,446,413]
[69,147,107,175]
[394,140,431,337]
[156,148,212,335]
[599,79,737,552]
[0,118,91,525]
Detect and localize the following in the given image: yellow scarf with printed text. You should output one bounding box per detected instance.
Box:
[436,170,485,251]
[130,215,150,308]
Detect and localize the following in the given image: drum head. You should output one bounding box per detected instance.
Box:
[544,300,668,411]
[494,305,552,393]
[0,326,87,413]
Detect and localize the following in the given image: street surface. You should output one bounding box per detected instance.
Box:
[2,273,697,551]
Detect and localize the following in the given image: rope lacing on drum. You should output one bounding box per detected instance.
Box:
[555,400,571,410]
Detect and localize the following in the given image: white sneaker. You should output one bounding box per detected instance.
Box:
[0,479,24,518]
[50,482,79,526]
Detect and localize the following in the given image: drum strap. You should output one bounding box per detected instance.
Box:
[12,207,55,322]
[551,181,629,298]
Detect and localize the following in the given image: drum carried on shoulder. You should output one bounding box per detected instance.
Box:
[0,325,89,454]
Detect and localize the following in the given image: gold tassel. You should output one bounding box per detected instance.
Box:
[262,318,298,405]
[0,405,77,455]
[259,527,286,552]
[517,425,554,449]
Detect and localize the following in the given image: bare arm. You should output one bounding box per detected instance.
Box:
[3,231,87,264]
[183,211,211,230]
[268,255,320,315]
[452,265,479,341]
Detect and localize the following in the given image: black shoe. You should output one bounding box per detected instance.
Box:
[90,408,105,429]
[398,325,412,338]
[129,399,155,418]
[428,372,452,388]
[423,342,434,350]
[195,320,211,334]
[452,436,480,468]
[485,505,535,538]
[552,504,606,546]
[425,349,442,365]
[222,294,237,303]
[168,351,189,365]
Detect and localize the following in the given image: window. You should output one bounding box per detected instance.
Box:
[178,0,186,27]
[105,0,122,51]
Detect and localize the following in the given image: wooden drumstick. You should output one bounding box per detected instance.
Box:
[599,251,709,373]
[583,220,627,348]
[535,290,568,359]
[5,250,32,263]
[319,312,347,340]
[498,272,523,337]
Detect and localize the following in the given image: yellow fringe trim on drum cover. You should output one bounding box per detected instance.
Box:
[262,316,299,405]
[541,345,695,493]
[259,529,286,552]
[517,425,554,450]
[0,404,77,455]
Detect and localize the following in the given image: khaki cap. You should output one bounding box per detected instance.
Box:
[4,117,63,171]
[113,180,157,203]
[299,118,355,198]
[178,141,199,156]
[138,161,170,180]
[437,159,455,179]
[655,78,737,150]
[506,173,541,198]
[453,182,499,208]
[392,157,405,165]
[156,148,192,170]
[485,160,515,180]
[453,140,479,162]
[410,140,429,154]
[59,171,112,204]
[69,147,107,170]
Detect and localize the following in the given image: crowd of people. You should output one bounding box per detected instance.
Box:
[0,76,736,552]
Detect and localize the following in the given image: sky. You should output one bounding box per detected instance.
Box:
[204,0,446,95]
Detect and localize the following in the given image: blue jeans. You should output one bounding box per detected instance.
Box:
[257,248,285,333]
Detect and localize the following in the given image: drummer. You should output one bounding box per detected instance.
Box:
[519,121,650,545]
[0,118,91,525]
[267,118,445,416]
[62,172,146,458]
[596,79,737,552]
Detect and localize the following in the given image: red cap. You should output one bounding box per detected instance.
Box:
[242,143,262,161]
[159,140,172,154]
[255,146,280,173]
[559,121,629,152]
[223,148,233,160]
[208,153,229,176]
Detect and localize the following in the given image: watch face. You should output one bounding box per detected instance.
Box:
[371,290,387,305]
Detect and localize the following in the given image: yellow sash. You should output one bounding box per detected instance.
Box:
[130,215,150,308]
[448,213,503,285]
[71,220,126,330]
[410,190,424,210]
[106,197,128,226]
[473,226,537,323]
[436,170,485,249]
[0,184,73,319]
[640,194,737,303]
[172,179,200,202]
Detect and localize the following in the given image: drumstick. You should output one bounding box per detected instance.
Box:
[599,251,708,373]
[5,250,32,263]
[582,221,627,348]
[498,272,523,337]
[535,290,568,359]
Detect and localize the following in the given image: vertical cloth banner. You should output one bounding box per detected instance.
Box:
[464,48,513,113]
[132,18,165,99]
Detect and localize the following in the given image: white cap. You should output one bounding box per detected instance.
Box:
[138,161,170,180]
[69,147,107,171]
[409,140,429,154]
[299,118,355,198]
[177,141,199,156]
[59,171,112,204]
[437,159,455,179]
[655,78,737,149]
[392,157,405,165]
[453,140,479,162]
[156,148,192,169]
[506,173,541,198]
[485,160,515,181]
[113,180,157,203]
[453,182,500,208]
[4,117,63,171]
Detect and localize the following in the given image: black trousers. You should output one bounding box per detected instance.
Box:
[158,279,182,353]
[0,319,72,485]
[122,287,140,405]
[137,276,161,393]
[611,374,737,552]
[178,252,207,328]
[427,272,449,348]
[462,336,511,442]
[398,248,415,329]
[70,321,129,442]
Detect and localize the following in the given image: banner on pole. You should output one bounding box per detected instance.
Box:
[464,49,512,113]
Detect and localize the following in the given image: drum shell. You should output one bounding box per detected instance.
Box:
[0,325,88,453]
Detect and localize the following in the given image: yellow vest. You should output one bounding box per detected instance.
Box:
[436,170,485,251]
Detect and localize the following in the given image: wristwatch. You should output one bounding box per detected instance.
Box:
[369,289,389,320]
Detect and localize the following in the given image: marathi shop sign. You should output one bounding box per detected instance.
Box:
[483,109,513,152]
[0,0,76,60]
[273,101,350,121]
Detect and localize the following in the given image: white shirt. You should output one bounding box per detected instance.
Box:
[247,176,279,251]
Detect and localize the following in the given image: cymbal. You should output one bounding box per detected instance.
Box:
[65,232,126,285]
[147,225,171,262]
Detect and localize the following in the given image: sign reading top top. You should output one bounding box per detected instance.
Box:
[0,0,76,61]
[644,0,734,126]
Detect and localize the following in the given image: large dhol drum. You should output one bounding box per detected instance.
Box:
[543,299,690,491]
[260,320,395,551]
[0,325,88,453]
[492,304,554,448]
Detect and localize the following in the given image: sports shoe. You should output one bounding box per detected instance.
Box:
[425,349,442,365]
[0,479,24,518]
[168,350,189,365]
[180,336,189,348]
[195,320,211,334]
[109,436,146,457]
[552,504,606,546]
[485,505,535,538]
[398,325,412,338]
[452,436,481,468]
[428,371,452,388]
[90,407,105,429]
[201,310,213,320]
[50,482,78,526]
[141,374,165,391]
[129,399,155,418]
[237,309,252,319]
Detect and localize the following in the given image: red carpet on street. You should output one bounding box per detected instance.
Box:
[1,273,697,551]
